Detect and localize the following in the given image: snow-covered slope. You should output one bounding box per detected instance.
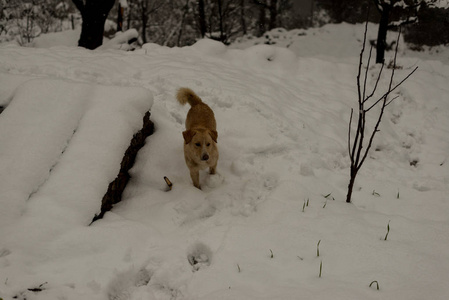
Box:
[0,24,448,300]
[231,23,449,64]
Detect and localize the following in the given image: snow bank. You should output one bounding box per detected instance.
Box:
[190,38,298,75]
[0,77,152,244]
[0,79,89,227]
[32,28,81,49]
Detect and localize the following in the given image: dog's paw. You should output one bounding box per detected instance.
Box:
[204,172,224,188]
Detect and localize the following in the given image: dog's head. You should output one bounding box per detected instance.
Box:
[183,129,217,162]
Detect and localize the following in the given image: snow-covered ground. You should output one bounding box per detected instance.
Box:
[0,24,448,300]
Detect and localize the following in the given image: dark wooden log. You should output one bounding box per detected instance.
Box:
[91,111,154,224]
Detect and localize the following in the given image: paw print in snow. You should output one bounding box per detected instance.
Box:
[187,242,212,272]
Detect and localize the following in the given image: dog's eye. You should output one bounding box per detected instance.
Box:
[206,143,211,147]
[195,143,201,147]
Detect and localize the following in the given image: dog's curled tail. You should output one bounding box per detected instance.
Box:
[177,87,203,107]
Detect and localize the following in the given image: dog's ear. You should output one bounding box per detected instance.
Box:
[209,130,218,143]
[183,130,196,144]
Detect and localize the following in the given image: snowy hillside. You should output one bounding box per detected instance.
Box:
[0,24,448,300]
[230,23,449,63]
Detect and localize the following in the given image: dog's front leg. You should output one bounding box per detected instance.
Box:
[190,170,201,189]
[209,162,217,175]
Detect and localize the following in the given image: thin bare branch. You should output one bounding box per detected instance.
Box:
[348,108,354,161]
[351,112,362,167]
[359,27,404,167]
[362,45,374,102]
[363,62,385,104]
[386,28,402,92]
[385,95,400,107]
[351,19,370,166]
[354,110,366,168]
[357,19,369,104]
[359,113,383,168]
[365,66,418,112]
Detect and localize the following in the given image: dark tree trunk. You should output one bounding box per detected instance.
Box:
[253,0,278,36]
[198,0,207,38]
[309,0,314,27]
[376,4,390,63]
[257,3,266,36]
[217,0,225,42]
[240,0,247,35]
[177,0,190,46]
[73,0,115,50]
[268,0,277,30]
[117,2,123,32]
[141,5,148,43]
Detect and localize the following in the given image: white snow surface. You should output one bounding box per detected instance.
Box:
[0,24,448,300]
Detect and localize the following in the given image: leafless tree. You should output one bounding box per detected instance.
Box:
[197,0,207,38]
[131,0,166,43]
[346,21,418,203]
[372,0,437,63]
[252,0,278,36]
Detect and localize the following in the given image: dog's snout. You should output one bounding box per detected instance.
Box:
[201,153,209,161]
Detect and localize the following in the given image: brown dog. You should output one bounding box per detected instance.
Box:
[177,88,219,189]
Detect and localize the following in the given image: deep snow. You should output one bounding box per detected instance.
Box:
[0,24,448,300]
